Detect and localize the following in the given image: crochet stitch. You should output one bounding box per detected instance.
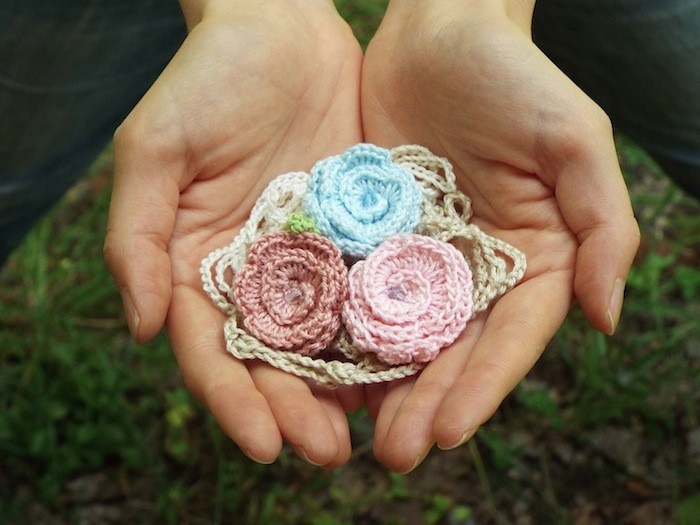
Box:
[343,234,473,365]
[232,231,348,355]
[283,213,320,235]
[305,144,423,258]
[200,144,527,387]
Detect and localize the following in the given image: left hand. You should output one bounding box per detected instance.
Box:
[105,0,364,467]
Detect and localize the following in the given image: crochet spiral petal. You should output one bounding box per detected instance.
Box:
[233,232,348,355]
[305,144,423,258]
[343,234,474,364]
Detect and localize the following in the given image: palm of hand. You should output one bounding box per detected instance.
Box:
[360,11,630,472]
[108,10,363,466]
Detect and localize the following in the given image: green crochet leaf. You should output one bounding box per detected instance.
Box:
[283,213,320,235]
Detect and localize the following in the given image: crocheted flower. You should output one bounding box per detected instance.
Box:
[343,234,473,365]
[233,232,348,355]
[305,144,423,258]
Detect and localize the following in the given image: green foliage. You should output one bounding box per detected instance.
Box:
[677,493,700,525]
[476,430,524,471]
[516,382,563,430]
[165,388,197,462]
[423,494,454,524]
[385,471,410,500]
[334,0,388,47]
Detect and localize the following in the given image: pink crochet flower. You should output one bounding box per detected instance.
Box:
[233,232,348,355]
[343,234,473,364]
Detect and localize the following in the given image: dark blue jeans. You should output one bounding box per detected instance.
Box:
[534,0,700,197]
[0,1,698,267]
[0,0,186,266]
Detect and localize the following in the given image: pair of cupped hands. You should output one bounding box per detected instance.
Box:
[104,0,639,472]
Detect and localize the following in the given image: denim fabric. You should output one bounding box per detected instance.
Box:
[1,1,698,267]
[0,0,186,266]
[534,0,700,197]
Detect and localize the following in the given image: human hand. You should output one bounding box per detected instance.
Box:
[361,0,640,472]
[104,0,364,467]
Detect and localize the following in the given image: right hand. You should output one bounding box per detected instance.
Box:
[361,0,640,472]
[104,0,364,467]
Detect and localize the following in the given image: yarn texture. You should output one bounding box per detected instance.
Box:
[200,144,527,387]
[233,231,347,355]
[343,234,473,365]
[283,213,320,235]
[306,144,422,258]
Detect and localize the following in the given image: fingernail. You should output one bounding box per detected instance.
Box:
[294,446,324,467]
[437,428,477,451]
[399,444,432,475]
[241,448,275,465]
[119,287,140,338]
[606,278,626,335]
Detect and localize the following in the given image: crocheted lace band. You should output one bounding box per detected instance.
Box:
[201,145,526,387]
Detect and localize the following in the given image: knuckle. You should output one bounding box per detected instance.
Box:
[112,116,140,152]
[468,360,513,399]
[625,217,642,253]
[113,109,183,167]
[570,105,612,154]
[537,100,614,173]
[102,231,120,274]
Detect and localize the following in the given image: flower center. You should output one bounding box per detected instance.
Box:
[387,285,407,301]
[361,190,377,208]
[366,268,432,324]
[284,286,304,305]
[339,169,393,225]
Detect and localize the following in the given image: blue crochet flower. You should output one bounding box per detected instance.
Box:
[306,144,423,258]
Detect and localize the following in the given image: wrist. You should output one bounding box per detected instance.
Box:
[384,0,535,35]
[178,0,207,31]
[180,0,337,32]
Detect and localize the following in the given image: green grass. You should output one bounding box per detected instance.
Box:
[2,3,700,524]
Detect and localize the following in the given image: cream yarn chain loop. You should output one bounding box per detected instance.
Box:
[200,171,309,314]
[200,146,527,386]
[394,146,526,314]
[224,316,423,387]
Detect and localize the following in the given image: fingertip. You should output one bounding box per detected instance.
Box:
[241,444,281,465]
[131,283,172,343]
[606,277,626,335]
[119,287,141,340]
[575,269,629,335]
[432,382,495,450]
[211,390,284,463]
[376,384,443,472]
[392,443,432,475]
[573,223,638,335]
[309,386,353,468]
[250,366,341,467]
[372,378,414,460]
[436,427,477,451]
[294,444,339,468]
[295,433,340,468]
[105,236,172,343]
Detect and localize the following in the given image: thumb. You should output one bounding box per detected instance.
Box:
[104,118,186,343]
[541,105,640,335]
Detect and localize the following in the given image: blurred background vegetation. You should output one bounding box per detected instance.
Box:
[1,1,699,523]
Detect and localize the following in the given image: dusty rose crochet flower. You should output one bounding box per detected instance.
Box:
[233,232,348,355]
[343,234,473,364]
